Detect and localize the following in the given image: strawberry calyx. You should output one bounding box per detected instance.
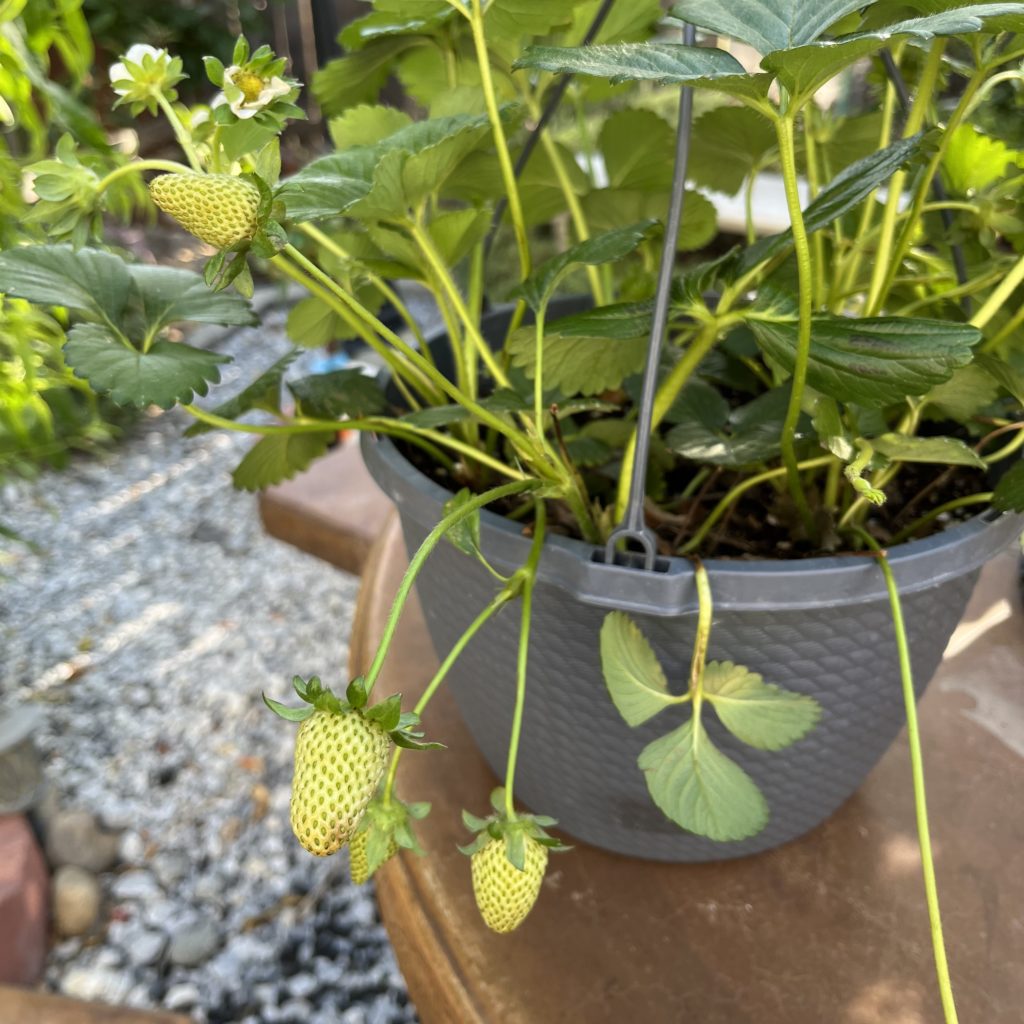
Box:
[203,171,288,296]
[352,792,432,881]
[459,786,570,870]
[262,675,444,751]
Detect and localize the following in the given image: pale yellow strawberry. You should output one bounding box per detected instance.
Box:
[289,709,390,857]
[471,835,548,933]
[149,172,260,250]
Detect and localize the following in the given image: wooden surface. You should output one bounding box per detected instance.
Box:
[353,515,1024,1024]
[0,986,188,1024]
[258,435,391,576]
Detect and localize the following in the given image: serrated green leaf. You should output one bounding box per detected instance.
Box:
[328,104,414,151]
[665,386,790,467]
[287,369,389,419]
[0,244,132,321]
[312,36,422,114]
[747,312,979,408]
[600,612,678,726]
[543,302,653,341]
[871,433,985,467]
[702,661,820,751]
[185,352,299,436]
[762,5,1024,98]
[262,694,315,721]
[64,325,229,409]
[428,207,490,267]
[581,188,718,253]
[514,43,758,96]
[285,296,347,348]
[231,432,333,491]
[943,125,1024,195]
[975,354,1024,406]
[599,109,676,191]
[507,327,647,396]
[638,718,769,842]
[923,362,1002,420]
[688,106,778,196]
[128,265,257,330]
[277,148,377,221]
[993,460,1024,512]
[514,222,656,311]
[671,0,869,53]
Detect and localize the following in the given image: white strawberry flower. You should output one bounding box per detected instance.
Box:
[220,66,292,119]
[109,44,171,96]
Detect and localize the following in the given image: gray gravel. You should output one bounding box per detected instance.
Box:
[0,308,417,1023]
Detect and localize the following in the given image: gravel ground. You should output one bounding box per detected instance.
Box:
[0,308,417,1024]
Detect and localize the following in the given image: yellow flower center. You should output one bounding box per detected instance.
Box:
[232,70,265,104]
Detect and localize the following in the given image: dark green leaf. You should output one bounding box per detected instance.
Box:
[581,188,718,253]
[763,5,1024,98]
[599,109,676,191]
[0,245,132,321]
[666,386,790,467]
[923,363,1002,420]
[128,265,257,330]
[64,325,229,409]
[312,36,422,114]
[185,352,299,436]
[992,460,1024,512]
[702,661,820,751]
[976,354,1024,406]
[514,222,656,311]
[688,107,778,196]
[287,369,389,419]
[543,302,653,341]
[638,718,769,842]
[600,612,677,726]
[507,327,647,396]
[346,676,369,709]
[747,312,979,407]
[671,0,869,53]
[514,43,759,96]
[231,432,333,491]
[277,148,377,221]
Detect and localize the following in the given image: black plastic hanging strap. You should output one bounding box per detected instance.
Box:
[604,22,697,571]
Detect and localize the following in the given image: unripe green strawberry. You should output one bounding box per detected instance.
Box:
[290,709,390,857]
[471,835,548,934]
[349,827,398,885]
[149,172,260,250]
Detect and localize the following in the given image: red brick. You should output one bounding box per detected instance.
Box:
[0,814,49,985]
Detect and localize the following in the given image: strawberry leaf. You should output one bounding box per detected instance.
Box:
[638,718,769,842]
[702,661,820,751]
[600,612,679,726]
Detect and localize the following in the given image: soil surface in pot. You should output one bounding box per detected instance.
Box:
[396,437,993,560]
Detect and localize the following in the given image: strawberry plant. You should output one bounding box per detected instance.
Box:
[3,7,1023,1006]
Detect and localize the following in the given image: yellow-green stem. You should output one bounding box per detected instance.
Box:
[364,479,543,698]
[154,93,203,172]
[970,251,1024,331]
[773,112,818,538]
[504,499,546,819]
[865,41,945,316]
[95,158,193,194]
[851,529,960,1024]
[468,0,531,282]
[889,493,995,546]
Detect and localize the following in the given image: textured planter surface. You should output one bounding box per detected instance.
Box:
[364,430,1022,861]
[362,296,1022,859]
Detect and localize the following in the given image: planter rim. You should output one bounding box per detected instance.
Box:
[362,430,1022,615]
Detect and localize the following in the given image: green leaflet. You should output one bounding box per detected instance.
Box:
[231,432,334,491]
[747,313,979,408]
[64,325,229,410]
[599,612,678,726]
[638,719,769,843]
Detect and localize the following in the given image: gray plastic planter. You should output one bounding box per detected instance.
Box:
[361,310,1023,861]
